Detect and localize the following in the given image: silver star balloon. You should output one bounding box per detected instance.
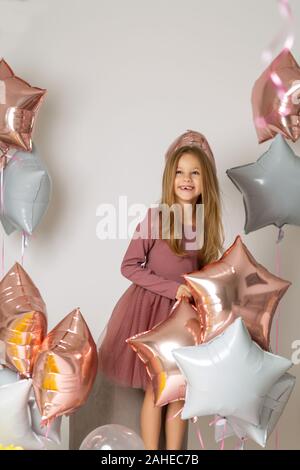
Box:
[0,144,51,235]
[226,134,300,234]
[214,373,296,448]
[172,318,292,426]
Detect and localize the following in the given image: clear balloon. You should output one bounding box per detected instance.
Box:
[127,297,202,406]
[32,308,98,424]
[173,318,292,425]
[0,59,46,158]
[227,135,300,234]
[0,144,51,235]
[184,235,291,350]
[252,50,300,144]
[0,262,47,377]
[80,424,145,450]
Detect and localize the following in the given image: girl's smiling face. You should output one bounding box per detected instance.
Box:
[174,152,203,207]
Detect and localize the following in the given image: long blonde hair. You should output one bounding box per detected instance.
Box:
[156,146,224,267]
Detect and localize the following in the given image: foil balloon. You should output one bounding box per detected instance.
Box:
[0,144,51,235]
[0,365,18,385]
[227,135,300,234]
[252,49,300,143]
[0,59,46,160]
[29,394,62,445]
[80,424,145,450]
[0,378,44,449]
[126,297,202,406]
[0,262,47,377]
[214,373,296,448]
[172,318,292,425]
[32,308,98,424]
[184,235,291,350]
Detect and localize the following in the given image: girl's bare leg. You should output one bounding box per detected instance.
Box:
[165,400,187,450]
[140,383,163,450]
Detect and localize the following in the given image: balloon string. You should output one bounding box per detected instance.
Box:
[196,428,205,450]
[219,421,227,451]
[21,231,29,266]
[262,0,294,65]
[21,232,25,266]
[235,437,247,450]
[256,0,294,132]
[275,228,283,354]
[167,404,184,421]
[45,420,52,440]
[190,417,205,449]
[1,237,4,279]
[209,415,221,426]
[274,227,284,451]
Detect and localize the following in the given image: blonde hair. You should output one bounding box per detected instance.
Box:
[156,146,224,267]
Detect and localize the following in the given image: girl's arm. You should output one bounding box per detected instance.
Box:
[120,208,181,300]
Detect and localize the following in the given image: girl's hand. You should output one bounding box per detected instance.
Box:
[175,284,193,301]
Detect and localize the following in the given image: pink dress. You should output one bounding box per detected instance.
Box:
[97,207,201,391]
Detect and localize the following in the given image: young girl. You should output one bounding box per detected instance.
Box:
[97,129,224,450]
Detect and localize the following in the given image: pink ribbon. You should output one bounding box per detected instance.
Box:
[262,0,294,65]
[190,417,205,449]
[167,405,184,422]
[257,0,295,131]
[274,227,284,450]
[196,427,205,450]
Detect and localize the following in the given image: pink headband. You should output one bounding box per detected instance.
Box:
[164,129,216,171]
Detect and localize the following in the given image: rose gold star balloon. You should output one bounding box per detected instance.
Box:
[252,50,300,143]
[127,297,202,406]
[0,59,46,160]
[184,236,291,351]
[0,262,47,377]
[32,308,97,424]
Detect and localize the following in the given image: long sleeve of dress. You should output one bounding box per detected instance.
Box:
[120,208,181,300]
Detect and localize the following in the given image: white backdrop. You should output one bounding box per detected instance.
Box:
[1,0,300,450]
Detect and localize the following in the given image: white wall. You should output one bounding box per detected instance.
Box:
[1,0,300,450]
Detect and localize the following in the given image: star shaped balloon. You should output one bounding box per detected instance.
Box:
[183,235,291,350]
[0,378,44,449]
[172,318,292,425]
[127,297,202,406]
[0,144,51,235]
[252,49,300,144]
[0,59,46,159]
[214,372,296,448]
[32,308,98,424]
[226,134,300,234]
[0,262,47,377]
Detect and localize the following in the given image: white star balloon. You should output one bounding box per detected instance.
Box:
[214,373,296,448]
[172,318,292,425]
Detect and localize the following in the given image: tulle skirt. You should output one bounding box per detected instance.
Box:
[98,283,176,391]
